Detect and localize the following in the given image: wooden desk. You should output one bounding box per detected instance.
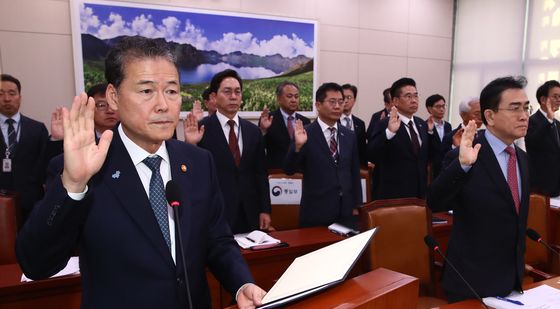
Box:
[0,263,81,309]
[226,267,419,309]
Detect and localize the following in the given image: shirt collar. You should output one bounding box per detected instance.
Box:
[118,124,169,167]
[279,108,294,121]
[485,129,512,158]
[216,110,239,128]
[317,117,338,132]
[0,112,21,124]
[398,112,413,124]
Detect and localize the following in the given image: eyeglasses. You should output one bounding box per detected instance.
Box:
[549,95,560,100]
[0,91,19,99]
[95,101,109,111]
[324,98,345,106]
[344,95,354,100]
[398,93,419,101]
[497,104,530,115]
[220,89,242,97]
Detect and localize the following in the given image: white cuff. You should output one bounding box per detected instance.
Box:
[235,283,252,302]
[68,186,88,201]
[385,128,396,140]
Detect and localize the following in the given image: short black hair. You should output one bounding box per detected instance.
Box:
[383,88,391,104]
[202,88,211,101]
[87,83,108,98]
[536,80,560,105]
[480,76,527,125]
[105,36,177,89]
[275,81,299,97]
[208,69,243,94]
[316,82,343,103]
[1,74,21,93]
[425,94,445,108]
[390,77,416,99]
[341,83,357,98]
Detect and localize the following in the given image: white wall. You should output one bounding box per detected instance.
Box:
[0,0,454,129]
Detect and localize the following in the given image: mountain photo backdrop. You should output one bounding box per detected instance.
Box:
[73,0,317,113]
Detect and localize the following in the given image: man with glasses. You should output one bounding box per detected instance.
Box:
[284,82,361,228]
[367,77,432,199]
[88,83,120,139]
[425,94,451,179]
[341,84,367,167]
[526,80,560,196]
[428,76,530,303]
[184,69,271,234]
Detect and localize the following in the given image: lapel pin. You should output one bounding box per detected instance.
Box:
[181,164,187,173]
[112,170,121,179]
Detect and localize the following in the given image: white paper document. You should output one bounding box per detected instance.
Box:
[258,227,378,308]
[234,230,281,249]
[483,284,560,309]
[21,256,80,282]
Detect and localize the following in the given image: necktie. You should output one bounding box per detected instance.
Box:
[6,119,16,153]
[505,146,520,214]
[143,156,172,249]
[227,120,241,166]
[345,117,353,130]
[408,120,420,155]
[328,127,338,161]
[287,116,294,139]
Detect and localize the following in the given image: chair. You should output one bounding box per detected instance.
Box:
[524,193,556,282]
[360,162,374,204]
[268,171,303,231]
[0,192,18,265]
[359,198,447,308]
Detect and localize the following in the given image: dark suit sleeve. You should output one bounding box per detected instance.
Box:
[426,149,466,212]
[255,132,271,214]
[283,141,304,175]
[526,115,555,146]
[367,118,390,164]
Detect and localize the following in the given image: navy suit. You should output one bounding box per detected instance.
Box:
[261,109,310,170]
[341,115,368,167]
[367,116,431,199]
[430,120,452,179]
[198,114,270,233]
[366,108,389,139]
[284,121,361,228]
[0,115,48,219]
[16,130,253,309]
[427,134,529,301]
[525,111,560,196]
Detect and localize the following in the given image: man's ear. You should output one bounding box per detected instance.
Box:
[484,109,494,127]
[106,84,119,111]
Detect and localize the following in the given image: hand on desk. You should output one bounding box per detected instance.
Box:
[237,283,266,308]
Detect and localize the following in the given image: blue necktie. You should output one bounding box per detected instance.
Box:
[6,119,16,154]
[143,156,171,249]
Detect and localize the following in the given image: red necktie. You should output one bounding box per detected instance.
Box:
[227,120,241,167]
[328,127,338,161]
[408,120,420,155]
[505,146,520,214]
[287,116,294,140]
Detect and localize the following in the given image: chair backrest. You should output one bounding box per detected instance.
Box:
[0,193,18,265]
[359,198,434,289]
[525,193,551,271]
[268,171,303,231]
[360,163,374,204]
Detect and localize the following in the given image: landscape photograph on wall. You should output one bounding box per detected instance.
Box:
[71,0,317,114]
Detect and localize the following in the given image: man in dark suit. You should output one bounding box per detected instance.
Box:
[425,94,452,179]
[428,76,530,303]
[0,74,49,223]
[284,82,362,228]
[341,83,367,167]
[184,69,271,234]
[16,36,265,309]
[367,78,432,199]
[258,81,310,170]
[525,80,560,196]
[366,87,392,139]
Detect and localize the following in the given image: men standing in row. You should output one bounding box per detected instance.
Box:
[341,84,367,167]
[184,69,271,233]
[525,80,560,196]
[425,94,451,179]
[259,81,310,170]
[0,74,49,223]
[366,87,392,138]
[368,78,431,199]
[284,83,361,228]
[428,76,530,303]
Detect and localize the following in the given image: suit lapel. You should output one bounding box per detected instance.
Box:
[309,121,336,165]
[207,114,238,167]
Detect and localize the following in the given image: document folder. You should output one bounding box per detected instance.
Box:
[257,227,378,309]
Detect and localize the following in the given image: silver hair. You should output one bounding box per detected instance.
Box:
[458,96,479,113]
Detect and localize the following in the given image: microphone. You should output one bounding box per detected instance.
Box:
[526,228,560,257]
[423,235,489,309]
[165,180,193,309]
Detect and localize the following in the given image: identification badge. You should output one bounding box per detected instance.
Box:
[2,158,11,172]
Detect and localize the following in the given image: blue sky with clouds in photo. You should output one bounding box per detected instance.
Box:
[80,2,315,58]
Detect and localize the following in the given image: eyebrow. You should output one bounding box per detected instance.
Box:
[508,101,530,105]
[136,80,179,86]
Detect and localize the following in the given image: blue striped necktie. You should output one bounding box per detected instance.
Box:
[143,155,171,249]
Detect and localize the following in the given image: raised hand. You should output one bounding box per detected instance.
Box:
[182,112,204,145]
[426,115,434,132]
[544,97,555,120]
[458,120,481,166]
[387,106,401,133]
[293,119,307,152]
[50,106,64,141]
[380,110,387,121]
[61,93,113,193]
[452,128,464,147]
[191,100,204,121]
[259,106,273,134]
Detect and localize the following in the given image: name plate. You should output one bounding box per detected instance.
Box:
[269,178,302,205]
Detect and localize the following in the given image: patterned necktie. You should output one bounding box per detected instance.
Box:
[143,156,171,249]
[227,120,241,166]
[6,118,16,153]
[345,116,353,130]
[287,116,294,140]
[408,120,420,155]
[505,146,520,214]
[328,127,338,161]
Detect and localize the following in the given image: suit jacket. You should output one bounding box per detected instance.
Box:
[430,120,452,179]
[16,130,253,309]
[427,134,529,300]
[525,111,560,196]
[367,116,432,199]
[366,108,389,139]
[283,121,361,228]
[0,114,48,212]
[262,109,310,169]
[340,115,368,167]
[198,114,270,233]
